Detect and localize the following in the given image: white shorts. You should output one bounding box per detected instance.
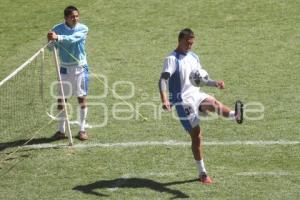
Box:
[175,91,209,132]
[58,66,89,98]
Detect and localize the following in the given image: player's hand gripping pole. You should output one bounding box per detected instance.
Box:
[52,44,73,146]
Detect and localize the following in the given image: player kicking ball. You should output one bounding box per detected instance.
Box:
[158,28,243,184]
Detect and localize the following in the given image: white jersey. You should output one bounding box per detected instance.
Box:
[162,50,205,104]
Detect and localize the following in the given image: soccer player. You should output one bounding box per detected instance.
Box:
[159,28,243,184]
[47,5,89,141]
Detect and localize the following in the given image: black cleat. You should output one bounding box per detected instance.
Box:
[52,131,67,140]
[235,100,244,124]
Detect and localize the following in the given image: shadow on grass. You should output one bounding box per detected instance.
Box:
[0,137,58,152]
[73,177,199,199]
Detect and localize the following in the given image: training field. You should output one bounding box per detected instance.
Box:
[0,0,299,199]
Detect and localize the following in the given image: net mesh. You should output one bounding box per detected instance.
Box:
[0,47,58,142]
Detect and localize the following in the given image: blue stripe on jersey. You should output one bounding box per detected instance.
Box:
[169,51,194,132]
[168,52,182,104]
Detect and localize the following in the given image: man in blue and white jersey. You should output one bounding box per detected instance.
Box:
[47,5,89,141]
[159,28,243,184]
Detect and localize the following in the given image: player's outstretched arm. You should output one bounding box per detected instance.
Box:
[205,78,225,90]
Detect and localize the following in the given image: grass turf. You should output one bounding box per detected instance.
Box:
[0,0,300,199]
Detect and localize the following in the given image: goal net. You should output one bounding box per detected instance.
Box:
[0,43,73,146]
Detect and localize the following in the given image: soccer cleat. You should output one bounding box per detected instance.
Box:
[199,172,213,184]
[235,100,244,124]
[52,131,67,140]
[78,131,88,141]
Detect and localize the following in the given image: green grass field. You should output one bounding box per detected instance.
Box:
[0,0,300,199]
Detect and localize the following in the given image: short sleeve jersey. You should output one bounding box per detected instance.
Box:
[162,51,203,104]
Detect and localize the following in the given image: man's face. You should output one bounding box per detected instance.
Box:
[65,10,79,28]
[179,36,195,52]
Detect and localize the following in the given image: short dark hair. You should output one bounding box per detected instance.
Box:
[178,28,194,41]
[64,6,79,17]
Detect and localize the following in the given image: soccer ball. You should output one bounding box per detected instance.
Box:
[189,68,209,87]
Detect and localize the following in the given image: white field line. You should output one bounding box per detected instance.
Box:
[236,171,289,176]
[22,140,300,149]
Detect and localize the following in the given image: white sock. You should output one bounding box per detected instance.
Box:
[196,159,206,174]
[229,111,235,120]
[58,111,65,133]
[80,107,88,132]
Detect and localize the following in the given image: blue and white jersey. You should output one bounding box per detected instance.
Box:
[162,51,203,104]
[52,22,88,67]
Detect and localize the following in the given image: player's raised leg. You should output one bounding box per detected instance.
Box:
[200,97,243,124]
